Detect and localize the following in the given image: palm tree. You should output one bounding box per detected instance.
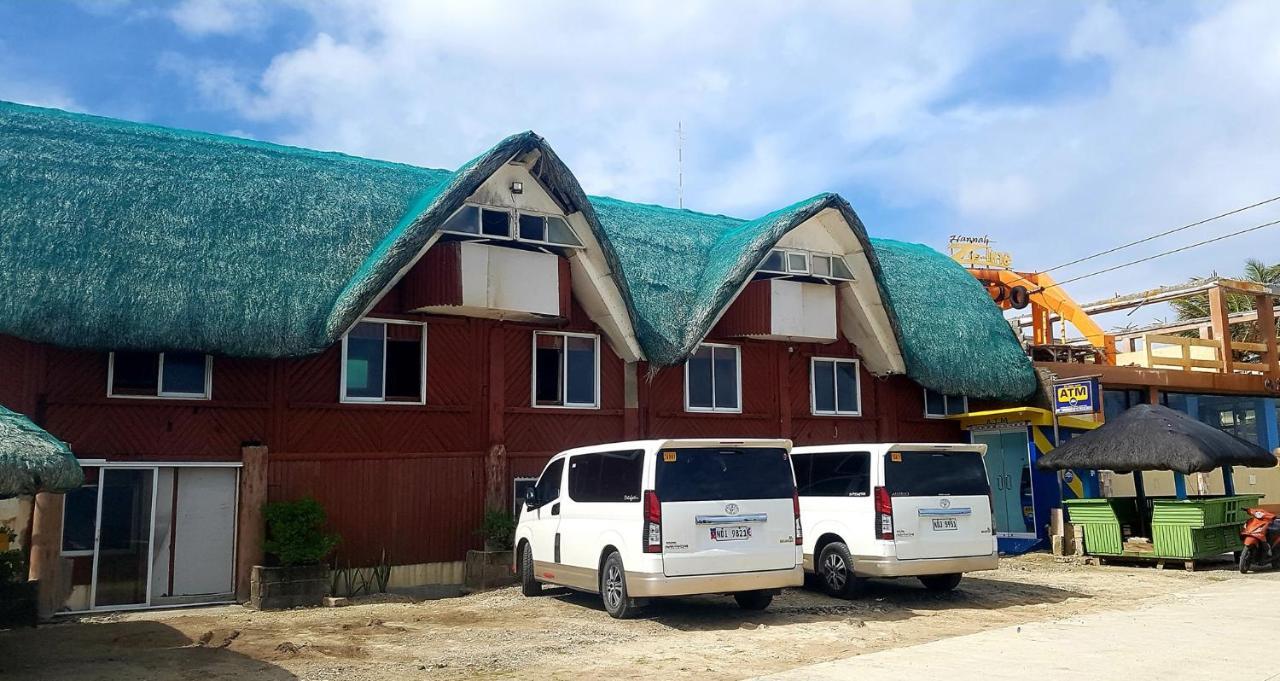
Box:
[1170,259,1280,351]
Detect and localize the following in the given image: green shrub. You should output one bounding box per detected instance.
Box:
[476,507,516,550]
[0,549,24,585]
[263,498,340,567]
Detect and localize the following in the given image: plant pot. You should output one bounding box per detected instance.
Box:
[464,549,515,591]
[0,580,39,628]
[249,565,329,610]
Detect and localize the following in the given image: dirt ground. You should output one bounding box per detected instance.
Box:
[0,554,1258,681]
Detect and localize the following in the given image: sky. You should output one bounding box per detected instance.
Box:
[3,0,1279,333]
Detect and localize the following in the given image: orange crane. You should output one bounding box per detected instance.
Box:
[967,269,1117,364]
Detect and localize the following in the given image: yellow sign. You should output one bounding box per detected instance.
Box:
[949,235,1012,269]
[663,451,677,462]
[1056,384,1090,404]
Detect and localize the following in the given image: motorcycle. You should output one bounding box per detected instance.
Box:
[1239,507,1280,574]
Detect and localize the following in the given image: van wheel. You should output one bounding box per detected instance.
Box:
[600,551,637,619]
[520,543,543,597]
[919,573,962,592]
[734,590,773,611]
[817,542,865,599]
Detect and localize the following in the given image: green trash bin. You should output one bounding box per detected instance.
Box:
[1064,498,1133,556]
[1150,495,1262,560]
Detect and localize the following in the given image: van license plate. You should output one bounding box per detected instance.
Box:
[932,518,958,531]
[711,526,751,541]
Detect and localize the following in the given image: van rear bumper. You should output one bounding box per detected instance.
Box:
[853,552,998,577]
[626,566,804,597]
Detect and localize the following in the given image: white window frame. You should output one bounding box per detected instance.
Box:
[810,357,862,417]
[531,331,601,409]
[758,247,854,282]
[441,203,585,250]
[684,342,743,414]
[923,388,969,419]
[339,318,428,405]
[786,250,811,275]
[107,352,213,400]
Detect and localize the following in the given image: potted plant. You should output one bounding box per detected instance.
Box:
[0,525,36,627]
[250,498,340,610]
[465,507,516,590]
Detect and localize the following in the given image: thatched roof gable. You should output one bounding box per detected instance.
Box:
[0,100,1037,399]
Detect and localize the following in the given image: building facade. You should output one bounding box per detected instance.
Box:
[0,100,1036,612]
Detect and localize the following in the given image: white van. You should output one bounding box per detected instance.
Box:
[791,443,997,597]
[514,439,804,618]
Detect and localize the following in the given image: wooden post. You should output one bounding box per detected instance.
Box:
[235,445,268,603]
[777,346,791,439]
[27,493,64,619]
[623,361,639,440]
[1256,294,1278,377]
[483,324,507,512]
[1209,285,1233,373]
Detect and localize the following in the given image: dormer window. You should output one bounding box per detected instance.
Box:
[441,204,583,249]
[758,248,854,282]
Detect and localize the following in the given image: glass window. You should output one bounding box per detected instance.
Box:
[61,480,99,553]
[786,252,809,274]
[760,249,786,272]
[797,452,871,497]
[686,344,740,412]
[442,205,480,234]
[110,351,209,399]
[811,255,832,277]
[518,214,546,242]
[830,256,855,280]
[545,216,583,247]
[532,458,564,507]
[1162,391,1268,448]
[656,447,794,501]
[812,358,860,415]
[481,208,511,237]
[533,332,598,408]
[924,388,967,418]
[568,450,644,503]
[160,352,207,396]
[343,320,425,403]
[885,450,989,497]
[1103,388,1147,422]
[110,351,159,396]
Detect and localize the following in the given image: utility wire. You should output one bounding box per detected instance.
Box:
[1040,194,1280,274]
[1034,217,1280,292]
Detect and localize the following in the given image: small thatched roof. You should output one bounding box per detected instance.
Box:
[1037,403,1277,474]
[0,404,82,497]
[0,100,1036,398]
[870,238,1038,400]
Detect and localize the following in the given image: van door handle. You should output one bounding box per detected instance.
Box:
[551,502,560,516]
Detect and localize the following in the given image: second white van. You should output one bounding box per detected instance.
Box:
[792,443,997,597]
[514,439,804,618]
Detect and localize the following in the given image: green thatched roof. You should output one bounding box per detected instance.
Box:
[0,100,1036,399]
[871,238,1036,399]
[0,405,81,497]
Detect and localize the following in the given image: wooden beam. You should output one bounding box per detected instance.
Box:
[1257,294,1279,378]
[1209,286,1233,373]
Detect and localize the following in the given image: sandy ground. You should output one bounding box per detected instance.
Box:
[0,554,1260,681]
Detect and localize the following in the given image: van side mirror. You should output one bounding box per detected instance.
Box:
[525,486,538,508]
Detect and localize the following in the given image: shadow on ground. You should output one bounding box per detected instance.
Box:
[548,572,1088,632]
[0,619,298,681]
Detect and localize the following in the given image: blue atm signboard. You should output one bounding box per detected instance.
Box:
[1053,377,1099,415]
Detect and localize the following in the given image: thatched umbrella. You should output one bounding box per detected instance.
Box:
[1037,403,1276,475]
[0,405,81,497]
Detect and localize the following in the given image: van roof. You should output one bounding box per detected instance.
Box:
[557,438,793,458]
[791,442,987,456]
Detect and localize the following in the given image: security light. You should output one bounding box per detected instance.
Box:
[511,181,524,194]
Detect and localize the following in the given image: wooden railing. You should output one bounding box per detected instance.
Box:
[1119,333,1280,375]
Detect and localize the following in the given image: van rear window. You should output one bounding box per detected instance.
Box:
[884,450,988,497]
[655,447,794,502]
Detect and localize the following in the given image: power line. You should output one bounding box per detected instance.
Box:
[1040,194,1280,274]
[1036,217,1280,292]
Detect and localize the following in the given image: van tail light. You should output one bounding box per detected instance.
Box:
[643,490,662,553]
[874,486,894,541]
[792,489,803,546]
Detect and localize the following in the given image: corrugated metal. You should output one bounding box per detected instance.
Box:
[401,241,462,310]
[712,279,772,337]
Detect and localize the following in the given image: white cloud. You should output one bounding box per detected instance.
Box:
[170,0,1280,328]
[168,0,266,37]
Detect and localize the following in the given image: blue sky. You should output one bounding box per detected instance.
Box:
[3,0,1280,332]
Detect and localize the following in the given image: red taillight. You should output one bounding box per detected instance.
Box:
[874,486,894,540]
[643,490,662,553]
[792,489,803,546]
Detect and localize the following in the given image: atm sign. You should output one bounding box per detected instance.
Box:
[1053,378,1098,415]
